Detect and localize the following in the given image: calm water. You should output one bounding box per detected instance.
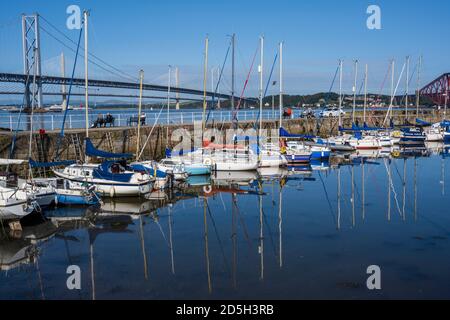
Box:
[1,147,450,300]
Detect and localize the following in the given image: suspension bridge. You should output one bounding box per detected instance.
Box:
[0,13,256,112]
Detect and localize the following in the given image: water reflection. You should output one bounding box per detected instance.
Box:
[1,145,450,299]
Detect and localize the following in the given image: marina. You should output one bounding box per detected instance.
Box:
[1,148,450,299]
[1,0,450,303]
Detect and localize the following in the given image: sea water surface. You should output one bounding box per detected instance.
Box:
[1,146,450,300]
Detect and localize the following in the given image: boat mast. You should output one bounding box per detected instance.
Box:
[278,181,283,268]
[217,66,221,109]
[259,36,264,145]
[351,165,355,227]
[279,41,283,129]
[139,215,149,280]
[231,34,236,129]
[84,10,89,139]
[362,159,365,220]
[28,48,38,179]
[405,56,410,122]
[390,59,395,121]
[338,59,343,129]
[414,158,418,221]
[203,198,212,293]
[416,55,422,118]
[167,65,171,141]
[444,81,448,120]
[202,36,209,132]
[175,67,180,110]
[259,182,264,280]
[61,52,67,110]
[337,165,341,230]
[363,63,368,124]
[402,158,407,221]
[168,205,175,275]
[352,60,358,124]
[136,70,144,160]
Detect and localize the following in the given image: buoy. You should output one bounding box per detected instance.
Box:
[203,185,212,194]
[203,158,212,166]
[110,186,115,198]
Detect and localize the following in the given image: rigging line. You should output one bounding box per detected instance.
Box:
[383,61,407,125]
[261,203,277,258]
[154,218,170,247]
[383,159,403,217]
[206,41,231,124]
[205,197,231,275]
[254,52,278,129]
[54,23,83,160]
[39,25,134,81]
[232,195,252,249]
[8,72,32,160]
[137,102,166,160]
[233,44,259,121]
[377,60,392,97]
[318,171,337,225]
[397,63,419,106]
[40,15,137,81]
[326,64,340,103]
[357,76,365,95]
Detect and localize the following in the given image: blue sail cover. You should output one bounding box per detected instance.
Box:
[93,161,133,182]
[416,118,432,127]
[279,127,316,139]
[85,138,132,159]
[29,158,75,168]
[339,123,387,132]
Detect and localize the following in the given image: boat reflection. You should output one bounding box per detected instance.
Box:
[1,144,448,299]
[0,220,57,271]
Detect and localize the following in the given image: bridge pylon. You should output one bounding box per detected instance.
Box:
[21,13,43,110]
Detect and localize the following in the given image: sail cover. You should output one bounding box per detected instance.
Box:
[85,138,132,159]
[279,127,316,139]
[416,118,431,127]
[0,159,28,165]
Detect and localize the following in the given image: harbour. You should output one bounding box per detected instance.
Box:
[1,0,450,302]
[1,149,450,299]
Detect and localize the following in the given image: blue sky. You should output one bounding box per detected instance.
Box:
[1,0,449,101]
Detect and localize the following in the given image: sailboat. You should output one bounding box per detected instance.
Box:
[0,168,36,222]
[0,184,36,221]
[317,60,355,151]
[256,37,288,168]
[55,140,155,197]
[53,13,155,198]
[191,140,259,171]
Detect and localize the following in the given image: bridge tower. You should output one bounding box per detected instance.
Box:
[21,13,43,109]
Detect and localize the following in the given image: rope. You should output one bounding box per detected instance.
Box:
[55,23,84,160]
[254,52,278,129]
[206,41,231,124]
[232,44,259,123]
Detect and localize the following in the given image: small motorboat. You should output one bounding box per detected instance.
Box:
[164,156,212,176]
[54,178,100,206]
[140,159,189,181]
[0,186,36,221]
[399,127,426,146]
[283,143,312,164]
[348,135,381,150]
[425,124,444,142]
